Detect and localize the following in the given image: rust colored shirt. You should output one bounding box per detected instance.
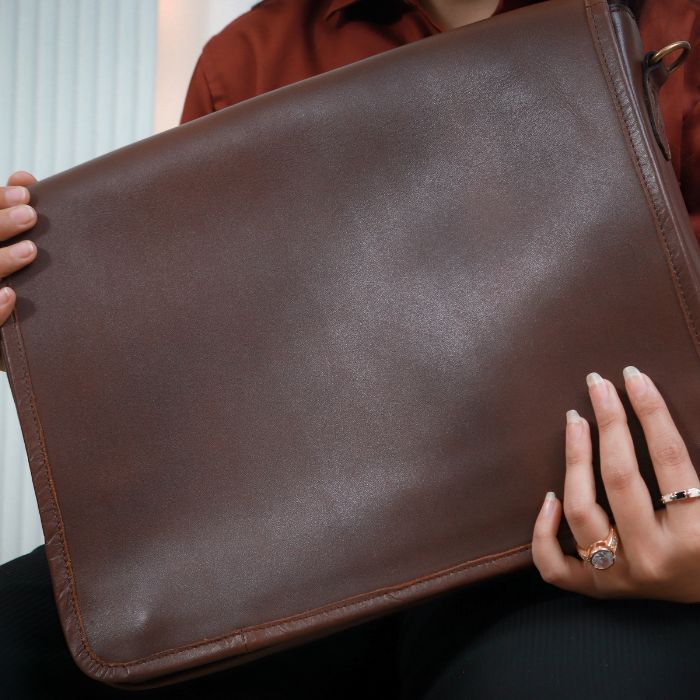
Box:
[180,0,700,247]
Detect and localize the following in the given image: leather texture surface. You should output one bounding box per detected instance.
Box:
[1,0,698,689]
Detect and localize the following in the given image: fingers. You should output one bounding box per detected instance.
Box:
[585,371,657,544]
[2,171,38,241]
[0,184,30,209]
[622,366,700,523]
[532,407,621,599]
[0,204,37,239]
[0,169,38,279]
[531,491,591,595]
[0,238,37,278]
[6,171,37,188]
[0,286,16,323]
[0,171,39,374]
[534,367,691,601]
[0,285,15,372]
[562,409,612,552]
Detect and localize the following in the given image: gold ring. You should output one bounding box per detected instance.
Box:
[575,525,618,570]
[649,40,692,74]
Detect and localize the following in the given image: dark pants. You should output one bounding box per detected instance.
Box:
[2,544,699,699]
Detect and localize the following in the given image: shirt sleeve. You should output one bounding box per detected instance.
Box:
[179,53,216,125]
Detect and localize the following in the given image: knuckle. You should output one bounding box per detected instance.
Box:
[634,393,667,419]
[650,438,688,470]
[564,452,588,470]
[531,527,550,548]
[595,407,626,432]
[563,500,590,528]
[603,460,637,492]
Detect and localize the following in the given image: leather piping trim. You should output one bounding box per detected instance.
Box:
[5,0,697,684]
[607,2,636,23]
[587,0,700,359]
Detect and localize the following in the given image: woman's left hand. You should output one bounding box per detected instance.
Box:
[531,366,700,604]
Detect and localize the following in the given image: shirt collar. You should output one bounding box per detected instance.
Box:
[324,0,423,22]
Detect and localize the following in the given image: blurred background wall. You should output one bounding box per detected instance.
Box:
[0,0,256,566]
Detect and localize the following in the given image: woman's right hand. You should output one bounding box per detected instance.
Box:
[0,171,39,372]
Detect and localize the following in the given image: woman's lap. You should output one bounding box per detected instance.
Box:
[3,544,699,699]
[397,563,700,700]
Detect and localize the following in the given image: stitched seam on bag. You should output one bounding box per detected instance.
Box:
[110,544,534,668]
[588,0,700,355]
[9,303,98,666]
[10,294,533,669]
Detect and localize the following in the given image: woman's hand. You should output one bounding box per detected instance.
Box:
[0,171,39,371]
[531,366,700,604]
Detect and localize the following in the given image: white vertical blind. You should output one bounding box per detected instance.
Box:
[0,0,158,566]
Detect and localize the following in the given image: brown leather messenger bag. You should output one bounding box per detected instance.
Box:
[1,0,698,690]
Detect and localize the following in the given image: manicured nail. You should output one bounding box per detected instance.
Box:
[542,491,557,516]
[622,365,641,380]
[0,287,12,302]
[566,409,581,424]
[566,409,583,438]
[623,365,650,394]
[13,240,35,259]
[5,187,27,205]
[586,372,608,396]
[9,205,34,225]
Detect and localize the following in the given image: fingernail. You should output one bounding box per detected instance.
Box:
[566,409,581,424]
[542,491,556,516]
[622,365,648,395]
[13,240,35,259]
[622,365,641,380]
[0,287,12,302]
[9,205,34,225]
[566,409,583,438]
[586,371,607,395]
[5,187,27,205]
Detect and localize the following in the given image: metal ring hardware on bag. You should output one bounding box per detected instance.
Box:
[642,39,692,161]
[649,40,691,74]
